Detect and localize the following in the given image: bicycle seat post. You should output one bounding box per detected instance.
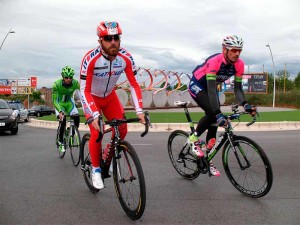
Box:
[183,105,196,134]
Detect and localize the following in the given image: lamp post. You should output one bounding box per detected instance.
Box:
[266,43,276,108]
[0,28,15,51]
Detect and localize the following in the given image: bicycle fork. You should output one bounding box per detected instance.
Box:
[115,145,136,183]
[225,135,251,170]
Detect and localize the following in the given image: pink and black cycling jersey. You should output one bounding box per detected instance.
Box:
[80,46,143,120]
[189,53,244,96]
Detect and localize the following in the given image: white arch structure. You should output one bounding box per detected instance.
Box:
[115,67,226,108]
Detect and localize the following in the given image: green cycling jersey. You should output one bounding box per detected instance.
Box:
[52,78,80,113]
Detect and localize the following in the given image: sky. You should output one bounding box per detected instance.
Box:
[0,0,299,88]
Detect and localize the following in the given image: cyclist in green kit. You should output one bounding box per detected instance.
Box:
[52,66,80,153]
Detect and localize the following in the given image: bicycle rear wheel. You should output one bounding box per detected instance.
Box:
[80,133,99,194]
[222,136,273,198]
[56,126,65,158]
[113,140,146,220]
[167,130,201,180]
[69,125,81,166]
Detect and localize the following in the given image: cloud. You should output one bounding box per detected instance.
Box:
[0,0,299,89]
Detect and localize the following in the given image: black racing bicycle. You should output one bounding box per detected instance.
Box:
[80,112,151,220]
[167,101,273,198]
[55,115,81,166]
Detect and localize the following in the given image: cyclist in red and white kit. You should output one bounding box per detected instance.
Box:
[188,35,257,176]
[80,21,145,189]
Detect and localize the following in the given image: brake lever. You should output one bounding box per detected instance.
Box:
[141,111,151,137]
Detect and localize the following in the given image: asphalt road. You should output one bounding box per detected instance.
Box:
[1,124,300,225]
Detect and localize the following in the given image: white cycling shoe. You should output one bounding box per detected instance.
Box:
[92,168,104,189]
[209,163,221,176]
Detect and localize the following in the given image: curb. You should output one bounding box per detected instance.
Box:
[27,119,300,132]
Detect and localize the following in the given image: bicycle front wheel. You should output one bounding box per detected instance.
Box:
[56,127,65,159]
[168,130,201,180]
[222,136,273,198]
[113,140,146,220]
[69,126,81,166]
[80,133,99,194]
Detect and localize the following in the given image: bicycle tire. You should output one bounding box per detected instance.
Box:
[80,133,99,194]
[113,140,146,220]
[56,126,65,158]
[69,125,81,167]
[222,135,273,198]
[167,130,201,180]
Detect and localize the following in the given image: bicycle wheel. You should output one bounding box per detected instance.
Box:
[167,130,201,180]
[113,140,146,220]
[222,135,273,198]
[69,125,81,166]
[56,126,65,158]
[80,133,99,194]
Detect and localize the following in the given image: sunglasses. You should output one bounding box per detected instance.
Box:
[229,48,242,53]
[102,35,120,42]
[64,77,73,79]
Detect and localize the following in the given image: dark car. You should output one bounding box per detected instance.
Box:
[28,105,55,117]
[0,99,19,135]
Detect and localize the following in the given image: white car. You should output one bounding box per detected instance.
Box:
[7,101,30,122]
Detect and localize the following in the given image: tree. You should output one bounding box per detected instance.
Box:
[178,84,187,91]
[160,81,172,91]
[276,70,293,91]
[294,72,300,90]
[267,72,274,93]
[32,91,42,101]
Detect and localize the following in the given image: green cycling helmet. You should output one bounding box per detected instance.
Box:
[61,66,75,78]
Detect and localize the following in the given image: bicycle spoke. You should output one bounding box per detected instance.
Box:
[223,136,273,198]
[168,130,201,180]
[113,141,146,220]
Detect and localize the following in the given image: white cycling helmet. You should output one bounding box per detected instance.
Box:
[222,35,243,49]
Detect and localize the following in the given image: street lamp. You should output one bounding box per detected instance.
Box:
[266,43,276,108]
[0,28,15,51]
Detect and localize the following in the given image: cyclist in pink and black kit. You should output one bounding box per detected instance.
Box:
[188,35,257,176]
[80,21,145,189]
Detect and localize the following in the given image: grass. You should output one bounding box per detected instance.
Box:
[36,109,300,123]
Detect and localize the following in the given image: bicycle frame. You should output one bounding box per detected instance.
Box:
[95,112,150,175]
[177,101,255,168]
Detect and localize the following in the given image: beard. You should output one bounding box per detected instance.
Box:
[102,43,120,57]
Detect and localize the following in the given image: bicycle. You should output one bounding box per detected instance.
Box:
[80,112,151,220]
[55,114,82,166]
[167,101,273,198]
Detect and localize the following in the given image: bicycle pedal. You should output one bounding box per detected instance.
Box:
[177,158,184,163]
[81,165,86,171]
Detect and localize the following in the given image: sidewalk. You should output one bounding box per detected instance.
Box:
[26,106,300,132]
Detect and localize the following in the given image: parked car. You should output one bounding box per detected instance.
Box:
[28,105,55,117]
[0,99,19,135]
[7,100,29,122]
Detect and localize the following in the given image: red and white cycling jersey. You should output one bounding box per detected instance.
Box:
[80,46,143,119]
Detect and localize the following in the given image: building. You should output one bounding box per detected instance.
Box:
[39,87,52,106]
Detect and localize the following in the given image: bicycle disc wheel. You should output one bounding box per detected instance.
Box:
[56,127,65,158]
[167,130,201,180]
[113,140,146,220]
[81,133,99,194]
[69,126,81,166]
[222,135,273,198]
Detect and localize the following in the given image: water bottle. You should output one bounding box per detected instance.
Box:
[206,138,216,151]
